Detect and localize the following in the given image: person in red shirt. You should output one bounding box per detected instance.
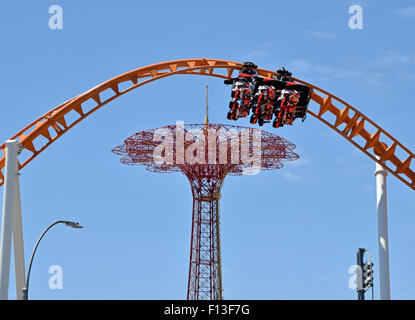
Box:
[273,90,300,128]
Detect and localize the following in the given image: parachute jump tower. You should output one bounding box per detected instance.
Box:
[112,98,299,299]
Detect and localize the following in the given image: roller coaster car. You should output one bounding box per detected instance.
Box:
[262,78,312,119]
[225,62,258,121]
[283,82,312,122]
[225,63,312,127]
[226,78,255,120]
[272,87,312,128]
[250,84,277,126]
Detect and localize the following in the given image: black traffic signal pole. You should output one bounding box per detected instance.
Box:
[357,248,366,300]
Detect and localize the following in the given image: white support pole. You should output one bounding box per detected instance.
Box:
[375,157,391,300]
[0,140,19,300]
[13,174,25,300]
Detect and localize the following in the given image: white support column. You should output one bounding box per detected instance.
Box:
[13,174,25,300]
[0,141,19,300]
[375,157,391,300]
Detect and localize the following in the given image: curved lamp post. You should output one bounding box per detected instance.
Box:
[22,220,83,300]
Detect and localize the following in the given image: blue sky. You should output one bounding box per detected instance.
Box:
[0,0,415,299]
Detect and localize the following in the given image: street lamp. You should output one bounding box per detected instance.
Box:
[21,220,83,300]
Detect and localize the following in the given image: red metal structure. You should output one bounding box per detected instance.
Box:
[112,123,299,299]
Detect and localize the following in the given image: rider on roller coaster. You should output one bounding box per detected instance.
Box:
[225,62,258,120]
[250,67,297,126]
[272,89,300,128]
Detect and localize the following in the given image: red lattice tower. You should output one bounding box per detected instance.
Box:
[112,123,299,300]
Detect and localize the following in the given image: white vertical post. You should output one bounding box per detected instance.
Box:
[0,140,19,300]
[375,157,391,300]
[13,174,25,300]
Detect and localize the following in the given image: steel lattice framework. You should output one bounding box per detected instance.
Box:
[112,123,299,299]
[1,58,415,191]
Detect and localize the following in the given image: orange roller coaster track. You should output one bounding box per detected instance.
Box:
[0,58,414,190]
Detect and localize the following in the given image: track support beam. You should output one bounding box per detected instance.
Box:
[0,140,25,300]
[375,156,391,300]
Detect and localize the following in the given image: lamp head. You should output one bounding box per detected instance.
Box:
[64,221,84,229]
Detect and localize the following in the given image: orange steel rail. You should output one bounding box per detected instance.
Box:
[0,58,414,190]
